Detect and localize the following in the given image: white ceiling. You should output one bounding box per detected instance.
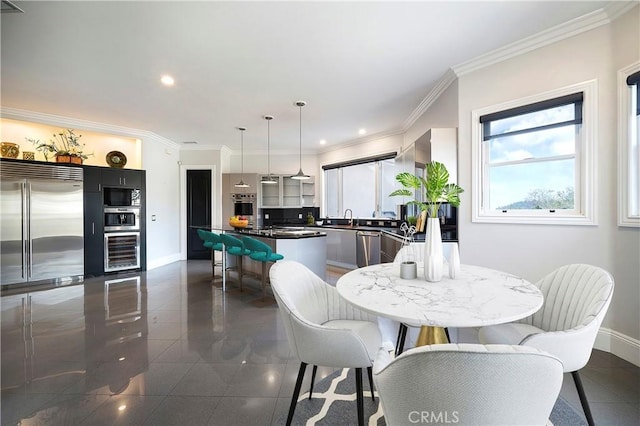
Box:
[0,1,618,154]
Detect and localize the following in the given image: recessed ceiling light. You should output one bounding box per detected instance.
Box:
[160,75,175,86]
[358,128,366,135]
[319,139,326,145]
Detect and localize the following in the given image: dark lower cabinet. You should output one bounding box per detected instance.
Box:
[84,192,104,277]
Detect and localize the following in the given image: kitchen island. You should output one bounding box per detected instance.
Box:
[226,228,327,280]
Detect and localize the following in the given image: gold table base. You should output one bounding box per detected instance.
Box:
[415,326,449,346]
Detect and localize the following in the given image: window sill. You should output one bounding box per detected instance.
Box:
[473,212,597,226]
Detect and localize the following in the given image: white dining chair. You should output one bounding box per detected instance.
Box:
[373,343,564,426]
[478,264,614,426]
[269,260,384,426]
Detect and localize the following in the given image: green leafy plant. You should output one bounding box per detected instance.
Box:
[27,129,93,160]
[389,161,464,218]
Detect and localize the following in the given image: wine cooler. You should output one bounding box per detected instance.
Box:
[104,232,140,272]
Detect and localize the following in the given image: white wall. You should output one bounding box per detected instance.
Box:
[452,8,639,355]
[404,79,459,145]
[233,151,318,177]
[140,135,182,269]
[0,118,142,168]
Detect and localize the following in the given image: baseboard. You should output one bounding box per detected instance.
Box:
[594,327,640,367]
[147,253,181,270]
[326,260,357,270]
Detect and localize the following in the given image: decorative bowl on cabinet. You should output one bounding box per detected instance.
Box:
[106,151,127,168]
[1,142,19,158]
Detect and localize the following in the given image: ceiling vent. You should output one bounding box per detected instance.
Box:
[182,141,198,145]
[1,1,24,13]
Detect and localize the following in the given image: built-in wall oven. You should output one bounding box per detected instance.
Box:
[103,187,142,273]
[104,207,140,232]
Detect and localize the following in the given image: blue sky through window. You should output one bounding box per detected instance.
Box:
[485,105,578,210]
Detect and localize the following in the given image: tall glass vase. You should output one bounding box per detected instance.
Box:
[424,217,443,282]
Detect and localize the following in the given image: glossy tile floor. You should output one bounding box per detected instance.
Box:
[1,260,638,425]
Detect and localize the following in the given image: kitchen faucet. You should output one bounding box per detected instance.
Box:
[344,208,353,227]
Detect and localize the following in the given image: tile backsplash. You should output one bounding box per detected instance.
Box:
[261,207,320,227]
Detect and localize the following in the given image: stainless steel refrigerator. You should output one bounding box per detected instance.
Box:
[1,161,84,286]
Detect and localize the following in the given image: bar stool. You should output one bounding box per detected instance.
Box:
[242,236,284,300]
[197,229,225,285]
[220,234,251,291]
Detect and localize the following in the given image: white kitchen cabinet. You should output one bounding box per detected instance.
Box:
[258,175,315,208]
[418,128,458,183]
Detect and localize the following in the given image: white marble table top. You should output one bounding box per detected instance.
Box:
[336,263,543,328]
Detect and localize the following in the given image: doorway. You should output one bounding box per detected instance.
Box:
[187,169,212,259]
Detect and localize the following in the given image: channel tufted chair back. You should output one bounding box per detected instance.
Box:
[270,260,379,367]
[373,344,563,426]
[479,263,614,426]
[521,263,614,334]
[270,260,383,426]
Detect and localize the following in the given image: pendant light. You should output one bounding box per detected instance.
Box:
[234,126,250,188]
[261,115,278,185]
[291,100,310,180]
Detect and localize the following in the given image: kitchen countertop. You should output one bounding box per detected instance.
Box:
[309,224,426,242]
[228,228,326,239]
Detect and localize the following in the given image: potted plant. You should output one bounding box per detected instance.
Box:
[390,161,463,281]
[27,129,92,164]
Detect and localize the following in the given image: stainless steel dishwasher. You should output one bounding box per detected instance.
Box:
[380,231,405,264]
[356,231,381,267]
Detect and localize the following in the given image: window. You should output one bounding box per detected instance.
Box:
[472,81,596,225]
[618,63,640,227]
[323,154,396,219]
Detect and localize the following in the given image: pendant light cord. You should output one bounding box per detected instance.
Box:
[267,118,271,176]
[235,127,248,187]
[240,128,244,179]
[298,103,302,168]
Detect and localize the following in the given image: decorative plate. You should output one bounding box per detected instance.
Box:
[106,151,127,168]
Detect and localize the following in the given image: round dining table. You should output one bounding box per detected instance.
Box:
[336,262,543,346]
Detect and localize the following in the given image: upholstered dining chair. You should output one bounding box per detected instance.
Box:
[241,236,283,300]
[270,260,382,426]
[373,343,563,426]
[219,233,251,291]
[478,264,614,426]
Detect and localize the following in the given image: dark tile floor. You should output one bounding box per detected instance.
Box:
[1,260,638,425]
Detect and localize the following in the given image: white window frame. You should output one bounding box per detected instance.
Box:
[472,80,597,225]
[322,154,396,219]
[618,62,640,227]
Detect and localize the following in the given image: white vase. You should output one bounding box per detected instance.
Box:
[424,218,443,282]
[448,242,461,279]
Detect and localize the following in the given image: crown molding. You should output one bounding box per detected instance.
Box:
[0,106,181,149]
[452,2,638,77]
[402,68,457,131]
[317,127,405,155]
